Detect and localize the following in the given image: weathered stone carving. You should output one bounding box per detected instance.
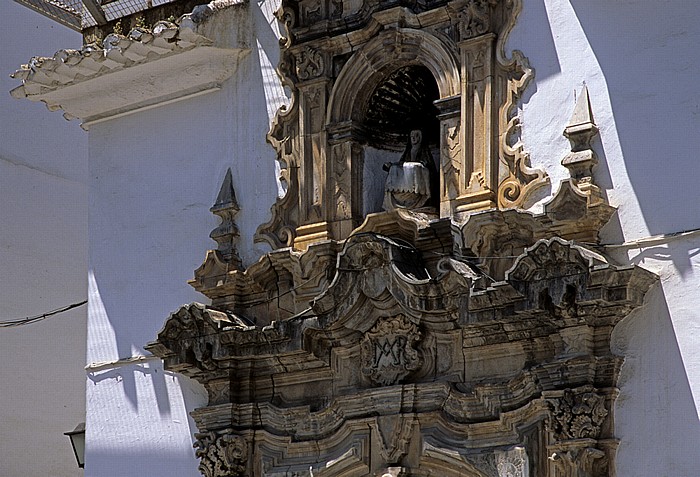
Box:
[361,315,422,386]
[457,0,495,40]
[149,218,657,476]
[383,129,438,211]
[143,4,659,477]
[442,120,462,198]
[496,446,529,477]
[294,46,324,80]
[194,431,249,477]
[550,447,607,477]
[255,0,550,249]
[547,389,608,441]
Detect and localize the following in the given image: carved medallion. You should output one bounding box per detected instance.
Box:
[361,315,422,386]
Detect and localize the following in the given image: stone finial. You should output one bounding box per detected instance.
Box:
[210,168,243,269]
[562,85,598,181]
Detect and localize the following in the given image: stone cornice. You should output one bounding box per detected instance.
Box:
[10,3,249,126]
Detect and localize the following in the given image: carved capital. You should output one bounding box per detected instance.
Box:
[547,389,608,441]
[194,431,249,477]
[361,315,422,386]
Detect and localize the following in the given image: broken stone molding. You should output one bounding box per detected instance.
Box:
[10,0,250,126]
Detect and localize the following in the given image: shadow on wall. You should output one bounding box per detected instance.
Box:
[570,0,700,239]
[612,283,700,475]
[87,0,285,417]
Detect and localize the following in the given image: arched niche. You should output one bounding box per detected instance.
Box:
[326,28,460,217]
[327,28,460,127]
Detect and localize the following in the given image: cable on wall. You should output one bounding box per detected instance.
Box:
[0,300,87,328]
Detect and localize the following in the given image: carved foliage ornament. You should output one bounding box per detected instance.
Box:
[295,46,324,81]
[194,432,249,477]
[458,0,497,40]
[548,389,608,441]
[361,315,422,386]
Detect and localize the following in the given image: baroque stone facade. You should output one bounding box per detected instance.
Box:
[142,1,659,476]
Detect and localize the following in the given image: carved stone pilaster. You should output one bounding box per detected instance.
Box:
[194,431,250,477]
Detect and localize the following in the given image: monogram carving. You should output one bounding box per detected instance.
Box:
[295,46,324,80]
[361,315,422,386]
[548,389,608,441]
[194,432,248,477]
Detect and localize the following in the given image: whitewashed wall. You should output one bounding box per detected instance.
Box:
[0,3,88,476]
[513,0,700,474]
[83,1,287,475]
[12,0,699,475]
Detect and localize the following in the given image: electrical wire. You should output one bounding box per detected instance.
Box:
[0,300,87,328]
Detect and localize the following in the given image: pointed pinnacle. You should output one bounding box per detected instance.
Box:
[211,168,239,212]
[567,85,595,129]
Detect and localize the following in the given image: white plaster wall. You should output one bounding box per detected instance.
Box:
[0,3,88,476]
[83,1,287,475]
[512,0,700,474]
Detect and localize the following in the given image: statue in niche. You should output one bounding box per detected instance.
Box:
[383,129,439,210]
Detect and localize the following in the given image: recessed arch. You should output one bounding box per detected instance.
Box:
[327,28,460,128]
